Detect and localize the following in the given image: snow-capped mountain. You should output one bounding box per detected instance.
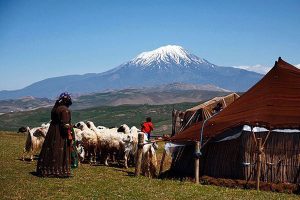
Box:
[128,45,213,69]
[0,45,263,100]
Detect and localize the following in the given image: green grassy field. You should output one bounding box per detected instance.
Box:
[0,132,299,200]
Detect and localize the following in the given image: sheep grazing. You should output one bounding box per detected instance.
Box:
[111,124,154,169]
[85,121,106,163]
[86,121,127,167]
[70,120,159,174]
[103,131,127,167]
[19,123,50,161]
[120,125,141,168]
[75,121,98,164]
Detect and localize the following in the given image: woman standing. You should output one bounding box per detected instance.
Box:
[37,92,73,177]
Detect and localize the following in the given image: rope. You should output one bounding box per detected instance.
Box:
[251,127,257,146]
[201,138,211,149]
[262,130,271,147]
[172,145,185,166]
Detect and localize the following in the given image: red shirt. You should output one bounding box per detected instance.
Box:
[141,122,153,133]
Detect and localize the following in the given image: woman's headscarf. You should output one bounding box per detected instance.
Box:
[57,92,72,107]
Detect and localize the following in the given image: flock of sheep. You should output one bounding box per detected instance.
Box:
[19,121,159,178]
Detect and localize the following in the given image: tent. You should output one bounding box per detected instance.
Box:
[168,58,300,183]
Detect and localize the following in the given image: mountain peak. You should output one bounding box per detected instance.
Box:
[129,45,210,68]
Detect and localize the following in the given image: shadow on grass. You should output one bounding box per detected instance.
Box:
[17,155,39,162]
[17,158,37,163]
[29,171,39,177]
[82,161,134,176]
[158,169,194,181]
[113,168,135,177]
[29,171,74,179]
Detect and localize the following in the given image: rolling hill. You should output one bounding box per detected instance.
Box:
[0,82,230,113]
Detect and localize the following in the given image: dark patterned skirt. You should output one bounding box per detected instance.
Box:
[36,124,71,177]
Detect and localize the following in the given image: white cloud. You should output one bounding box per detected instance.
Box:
[233,63,300,74]
[233,64,271,74]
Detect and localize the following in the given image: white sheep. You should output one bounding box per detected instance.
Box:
[76,143,85,163]
[20,123,50,161]
[117,124,130,134]
[75,121,98,164]
[141,142,158,178]
[86,121,128,167]
[121,125,142,168]
[73,127,82,141]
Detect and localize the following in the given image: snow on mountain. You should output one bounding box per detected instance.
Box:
[127,45,214,69]
[234,63,300,74]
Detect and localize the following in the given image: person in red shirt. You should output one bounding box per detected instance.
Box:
[141,117,154,141]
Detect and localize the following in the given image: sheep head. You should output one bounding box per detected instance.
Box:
[75,121,86,130]
[118,124,130,134]
[17,126,28,133]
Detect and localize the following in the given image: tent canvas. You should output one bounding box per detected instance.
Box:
[171,58,300,142]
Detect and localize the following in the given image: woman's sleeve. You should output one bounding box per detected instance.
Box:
[61,108,71,128]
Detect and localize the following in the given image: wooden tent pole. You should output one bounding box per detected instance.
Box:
[159,147,167,175]
[135,133,144,176]
[256,138,262,190]
[195,141,201,184]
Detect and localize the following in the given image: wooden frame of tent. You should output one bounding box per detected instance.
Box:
[171,93,240,136]
[169,92,240,183]
[169,127,300,184]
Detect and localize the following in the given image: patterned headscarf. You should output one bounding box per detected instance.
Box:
[58,92,72,106]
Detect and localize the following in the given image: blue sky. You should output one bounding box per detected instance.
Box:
[0,0,299,90]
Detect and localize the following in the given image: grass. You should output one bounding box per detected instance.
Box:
[0,132,299,200]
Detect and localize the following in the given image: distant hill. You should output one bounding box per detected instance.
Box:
[0,82,229,113]
[0,103,198,134]
[0,45,263,100]
[72,82,230,109]
[0,96,54,113]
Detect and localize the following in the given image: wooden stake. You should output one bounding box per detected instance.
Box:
[195,141,201,184]
[256,138,262,191]
[134,133,144,176]
[159,147,167,175]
